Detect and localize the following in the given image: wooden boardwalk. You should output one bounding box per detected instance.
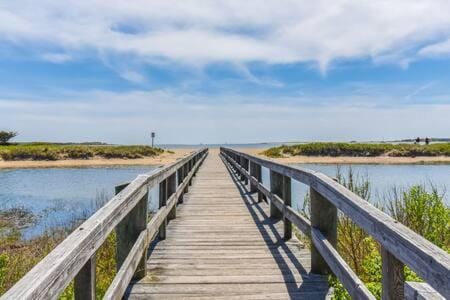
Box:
[126,151,331,299]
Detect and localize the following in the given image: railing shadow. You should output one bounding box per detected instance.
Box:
[220,154,329,299]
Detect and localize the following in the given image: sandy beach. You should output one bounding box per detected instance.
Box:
[238,148,450,164]
[0,149,195,169]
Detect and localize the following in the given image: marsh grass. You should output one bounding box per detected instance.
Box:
[264,142,450,158]
[0,191,118,298]
[298,168,450,299]
[0,143,165,161]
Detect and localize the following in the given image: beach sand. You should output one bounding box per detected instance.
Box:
[0,149,195,169]
[238,148,450,164]
[2,147,450,168]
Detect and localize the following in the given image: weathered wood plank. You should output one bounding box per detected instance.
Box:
[126,150,329,299]
[221,147,450,298]
[1,148,207,300]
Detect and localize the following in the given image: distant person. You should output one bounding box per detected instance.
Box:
[425,137,430,145]
[415,137,421,144]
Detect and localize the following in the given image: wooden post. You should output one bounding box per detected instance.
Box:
[159,180,167,240]
[167,173,177,220]
[74,255,95,300]
[243,158,249,185]
[382,247,405,300]
[255,164,264,202]
[310,187,337,275]
[269,170,283,219]
[249,161,257,193]
[239,156,245,181]
[115,183,148,279]
[189,160,193,186]
[177,167,184,204]
[283,176,292,240]
[183,163,189,193]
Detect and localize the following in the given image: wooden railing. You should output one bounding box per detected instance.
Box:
[220,147,450,300]
[2,148,208,300]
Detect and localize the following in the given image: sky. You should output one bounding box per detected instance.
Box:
[1,1,450,145]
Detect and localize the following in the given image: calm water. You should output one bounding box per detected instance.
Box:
[261,164,450,211]
[0,166,158,238]
[1,164,450,238]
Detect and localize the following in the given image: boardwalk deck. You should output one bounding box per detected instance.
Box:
[125,150,331,299]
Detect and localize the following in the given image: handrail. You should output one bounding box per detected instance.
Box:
[2,148,208,300]
[220,147,450,299]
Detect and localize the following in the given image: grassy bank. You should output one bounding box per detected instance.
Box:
[0,196,117,298]
[0,143,164,161]
[264,142,450,158]
[298,169,449,299]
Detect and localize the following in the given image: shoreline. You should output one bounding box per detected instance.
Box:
[0,149,194,169]
[238,148,450,164]
[3,147,450,168]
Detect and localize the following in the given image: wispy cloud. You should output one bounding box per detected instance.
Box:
[1,1,450,72]
[2,87,450,143]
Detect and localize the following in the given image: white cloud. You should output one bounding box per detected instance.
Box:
[1,1,450,70]
[1,88,450,144]
[40,53,72,63]
[119,70,146,83]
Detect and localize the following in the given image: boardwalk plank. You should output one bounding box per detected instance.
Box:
[126,150,330,299]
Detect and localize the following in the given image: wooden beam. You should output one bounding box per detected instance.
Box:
[269,170,284,220]
[74,255,96,300]
[310,186,337,275]
[382,247,404,300]
[115,183,148,279]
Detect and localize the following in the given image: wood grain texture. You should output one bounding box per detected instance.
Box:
[125,150,330,300]
[221,147,450,299]
[1,148,207,300]
[382,247,405,300]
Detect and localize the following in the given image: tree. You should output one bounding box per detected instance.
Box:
[0,131,17,144]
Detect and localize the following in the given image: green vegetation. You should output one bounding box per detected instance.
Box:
[0,131,17,145]
[0,143,164,161]
[297,168,450,299]
[264,142,450,158]
[0,194,117,298]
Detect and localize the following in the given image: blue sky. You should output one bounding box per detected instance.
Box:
[1,1,450,144]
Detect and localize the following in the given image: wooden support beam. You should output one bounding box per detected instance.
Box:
[269,170,284,219]
[115,183,148,279]
[167,173,177,220]
[283,176,292,240]
[310,186,337,275]
[249,161,258,193]
[158,180,167,240]
[74,255,96,300]
[382,247,405,300]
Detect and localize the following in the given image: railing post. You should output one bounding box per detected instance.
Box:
[249,161,257,193]
[189,160,193,186]
[239,156,245,181]
[310,187,337,275]
[381,247,405,300]
[269,170,284,219]
[183,163,189,193]
[159,179,167,240]
[74,255,96,300]
[177,167,184,204]
[115,183,148,279]
[283,176,292,240]
[168,173,177,220]
[243,158,249,185]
